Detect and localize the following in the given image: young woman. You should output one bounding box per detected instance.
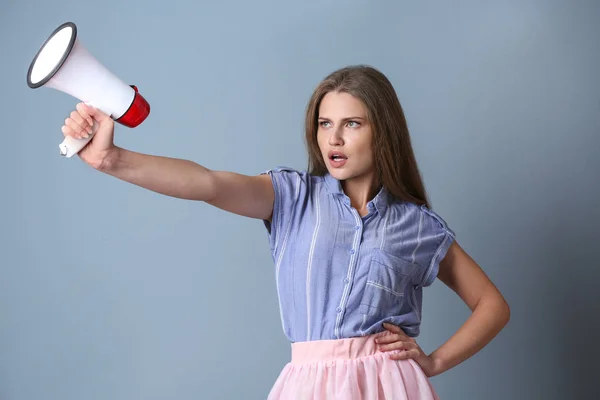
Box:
[61,65,510,399]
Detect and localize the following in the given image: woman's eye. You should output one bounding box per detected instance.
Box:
[347,121,360,128]
[319,121,331,127]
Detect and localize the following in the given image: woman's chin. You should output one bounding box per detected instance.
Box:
[327,168,351,181]
[325,166,376,184]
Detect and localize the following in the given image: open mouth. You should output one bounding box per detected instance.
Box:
[329,152,347,161]
[327,151,348,168]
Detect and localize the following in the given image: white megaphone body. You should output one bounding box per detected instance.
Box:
[26,21,150,158]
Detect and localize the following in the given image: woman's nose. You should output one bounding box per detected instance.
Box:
[328,128,344,146]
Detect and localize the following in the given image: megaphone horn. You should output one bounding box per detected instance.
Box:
[26,21,150,158]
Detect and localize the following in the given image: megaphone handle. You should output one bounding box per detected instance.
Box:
[58,102,101,158]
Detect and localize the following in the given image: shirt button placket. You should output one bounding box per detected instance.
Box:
[335,220,363,338]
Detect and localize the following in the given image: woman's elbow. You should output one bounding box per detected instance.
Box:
[495,294,511,328]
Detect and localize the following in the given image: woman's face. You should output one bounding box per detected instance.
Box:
[317,91,375,182]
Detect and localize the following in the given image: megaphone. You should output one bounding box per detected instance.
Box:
[26,21,150,158]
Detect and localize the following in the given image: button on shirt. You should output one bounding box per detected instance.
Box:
[262,167,455,343]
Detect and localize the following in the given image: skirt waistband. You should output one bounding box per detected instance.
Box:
[290,331,393,364]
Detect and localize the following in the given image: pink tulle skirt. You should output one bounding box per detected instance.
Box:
[268,331,439,400]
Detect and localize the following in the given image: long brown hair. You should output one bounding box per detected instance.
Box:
[304,65,431,208]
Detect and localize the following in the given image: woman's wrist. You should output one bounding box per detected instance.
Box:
[427,352,448,377]
[96,146,122,173]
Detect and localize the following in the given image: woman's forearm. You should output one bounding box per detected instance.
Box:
[429,290,510,376]
[100,146,216,201]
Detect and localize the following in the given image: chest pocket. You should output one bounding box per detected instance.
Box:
[359,248,419,317]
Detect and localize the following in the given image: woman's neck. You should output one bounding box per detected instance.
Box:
[341,172,381,216]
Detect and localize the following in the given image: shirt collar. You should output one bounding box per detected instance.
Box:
[323,173,391,215]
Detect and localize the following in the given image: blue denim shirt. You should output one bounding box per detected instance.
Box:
[262,167,455,343]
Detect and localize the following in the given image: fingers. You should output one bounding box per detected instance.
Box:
[388,348,420,361]
[61,124,78,138]
[376,323,409,344]
[63,104,94,140]
[376,324,420,359]
[378,338,416,353]
[382,322,403,334]
[64,116,91,139]
[78,102,111,122]
[76,102,95,125]
[377,337,421,361]
[375,333,404,345]
[76,103,94,126]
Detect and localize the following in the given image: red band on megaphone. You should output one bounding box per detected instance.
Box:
[116,85,150,128]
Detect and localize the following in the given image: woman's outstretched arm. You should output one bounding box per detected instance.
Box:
[101,149,275,220]
[63,102,275,222]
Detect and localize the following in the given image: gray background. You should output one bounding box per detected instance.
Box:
[1,0,598,399]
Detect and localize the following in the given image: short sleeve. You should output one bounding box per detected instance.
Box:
[260,166,309,255]
[415,205,456,287]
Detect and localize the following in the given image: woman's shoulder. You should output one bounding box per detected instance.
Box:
[385,200,456,277]
[389,199,455,236]
[261,166,325,186]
